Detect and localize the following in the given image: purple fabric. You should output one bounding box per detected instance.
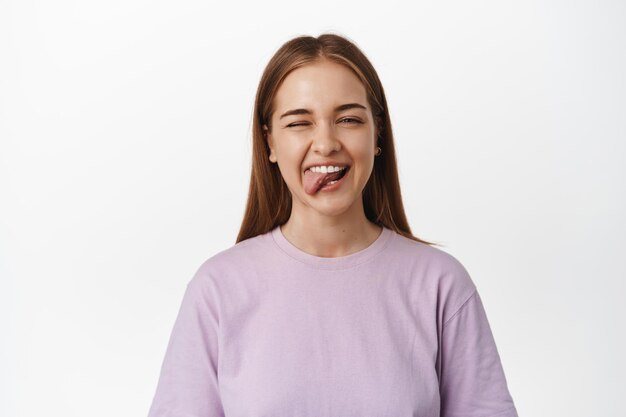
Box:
[147,226,518,417]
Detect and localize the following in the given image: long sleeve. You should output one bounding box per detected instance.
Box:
[438,290,518,417]
[147,267,224,417]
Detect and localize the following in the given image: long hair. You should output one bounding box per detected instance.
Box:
[236,32,438,247]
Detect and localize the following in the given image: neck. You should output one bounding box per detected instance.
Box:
[280,215,382,258]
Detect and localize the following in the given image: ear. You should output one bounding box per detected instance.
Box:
[263,124,277,163]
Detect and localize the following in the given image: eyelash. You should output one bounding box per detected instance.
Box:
[287,118,363,128]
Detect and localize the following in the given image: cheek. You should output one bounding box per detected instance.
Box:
[276,151,307,180]
[354,151,376,179]
[274,138,306,162]
[352,146,375,165]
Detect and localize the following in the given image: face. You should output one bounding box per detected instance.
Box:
[264,59,380,219]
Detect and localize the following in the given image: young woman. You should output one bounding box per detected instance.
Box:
[147,33,519,417]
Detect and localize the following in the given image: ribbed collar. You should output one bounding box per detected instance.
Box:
[269,224,394,270]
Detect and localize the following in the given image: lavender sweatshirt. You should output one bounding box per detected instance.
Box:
[147,225,518,417]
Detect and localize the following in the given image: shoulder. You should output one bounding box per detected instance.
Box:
[391,232,474,283]
[390,231,477,322]
[188,231,271,288]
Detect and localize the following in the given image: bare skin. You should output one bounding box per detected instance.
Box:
[264,59,383,258]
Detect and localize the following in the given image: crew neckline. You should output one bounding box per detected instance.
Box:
[270,224,394,270]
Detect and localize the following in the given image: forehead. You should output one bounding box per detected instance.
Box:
[273,60,368,112]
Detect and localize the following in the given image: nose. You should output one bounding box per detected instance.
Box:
[310,122,341,154]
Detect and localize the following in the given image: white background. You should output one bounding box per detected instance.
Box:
[2,1,625,416]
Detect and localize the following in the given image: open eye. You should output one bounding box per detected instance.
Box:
[339,117,363,125]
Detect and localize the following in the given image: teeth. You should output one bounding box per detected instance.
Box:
[307,165,347,173]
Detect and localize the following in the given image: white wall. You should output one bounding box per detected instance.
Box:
[1,1,624,416]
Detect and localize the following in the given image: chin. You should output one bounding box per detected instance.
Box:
[312,195,360,213]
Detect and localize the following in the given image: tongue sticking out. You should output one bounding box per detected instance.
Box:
[303,169,346,195]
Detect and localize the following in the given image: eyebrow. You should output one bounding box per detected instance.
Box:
[279,103,367,119]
